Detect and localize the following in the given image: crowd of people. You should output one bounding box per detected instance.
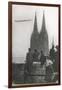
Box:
[25,48,46,73]
[24,45,59,83]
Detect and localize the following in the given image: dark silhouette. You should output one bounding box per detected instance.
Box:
[32,49,39,62]
[30,13,49,56]
[49,45,56,72]
[50,45,55,62]
[24,48,33,83]
[45,56,53,82]
[24,48,33,74]
[40,50,46,66]
[50,45,59,72]
[54,45,59,72]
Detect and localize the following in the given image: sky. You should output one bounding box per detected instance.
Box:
[12,5,59,63]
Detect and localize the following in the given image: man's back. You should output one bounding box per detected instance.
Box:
[33,51,39,61]
[40,55,46,66]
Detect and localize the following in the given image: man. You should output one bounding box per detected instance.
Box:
[40,50,46,67]
[25,48,33,74]
[24,48,33,83]
[32,49,39,62]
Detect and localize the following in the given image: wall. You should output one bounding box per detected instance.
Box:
[0,0,62,90]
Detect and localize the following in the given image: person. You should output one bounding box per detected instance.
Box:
[54,45,59,72]
[50,45,59,73]
[24,48,33,74]
[40,50,46,67]
[45,56,54,82]
[32,49,39,62]
[24,48,34,83]
[50,45,55,62]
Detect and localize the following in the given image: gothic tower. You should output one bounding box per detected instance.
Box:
[39,12,49,56]
[30,12,39,51]
[30,12,49,56]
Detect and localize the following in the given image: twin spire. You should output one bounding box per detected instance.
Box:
[33,11,46,34]
[30,11,49,56]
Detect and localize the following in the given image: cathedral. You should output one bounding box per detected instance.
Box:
[30,12,49,56]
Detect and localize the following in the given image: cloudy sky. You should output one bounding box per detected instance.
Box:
[12,5,59,63]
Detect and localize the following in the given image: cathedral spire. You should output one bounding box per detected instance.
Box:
[39,12,49,56]
[39,12,47,38]
[30,12,39,51]
[33,12,38,34]
[30,12,49,55]
[42,11,46,28]
[40,11,46,34]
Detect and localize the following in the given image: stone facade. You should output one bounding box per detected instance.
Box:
[30,12,49,56]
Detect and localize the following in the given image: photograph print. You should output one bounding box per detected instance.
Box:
[8,2,60,87]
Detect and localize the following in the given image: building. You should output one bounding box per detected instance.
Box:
[30,12,39,52]
[30,12,49,56]
[39,13,49,56]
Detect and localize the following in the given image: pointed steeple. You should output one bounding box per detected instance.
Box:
[33,12,38,34]
[30,12,39,51]
[39,12,49,56]
[42,11,46,28]
[40,11,47,35]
